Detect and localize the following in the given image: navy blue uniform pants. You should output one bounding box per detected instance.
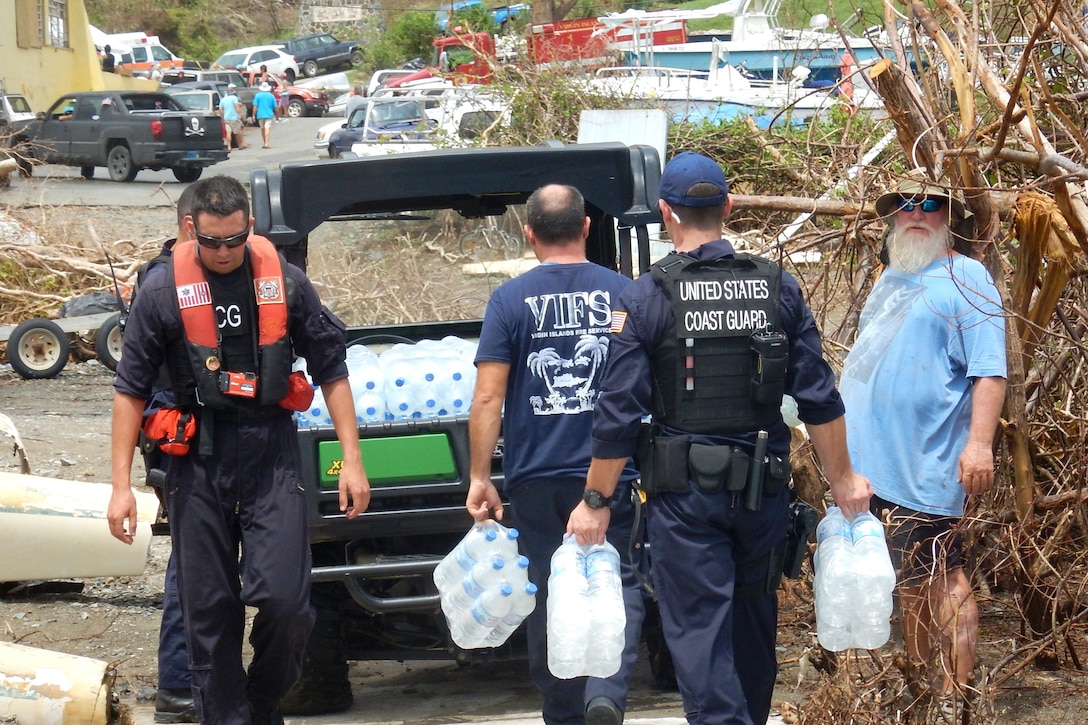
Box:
[648,487,788,725]
[165,414,315,724]
[158,550,191,690]
[508,478,646,725]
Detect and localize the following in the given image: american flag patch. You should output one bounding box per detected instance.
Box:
[610,311,628,334]
[176,282,211,310]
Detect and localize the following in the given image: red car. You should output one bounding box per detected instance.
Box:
[242,71,329,117]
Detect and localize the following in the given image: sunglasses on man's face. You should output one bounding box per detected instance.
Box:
[194,227,249,249]
[897,197,946,213]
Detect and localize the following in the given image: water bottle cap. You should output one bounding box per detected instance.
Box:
[491,557,505,570]
[366,381,375,389]
[525,582,538,595]
[500,583,512,595]
[517,555,529,568]
[396,377,406,387]
[484,529,498,541]
[453,372,462,380]
[507,528,519,540]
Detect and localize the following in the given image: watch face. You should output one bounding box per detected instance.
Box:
[584,490,609,508]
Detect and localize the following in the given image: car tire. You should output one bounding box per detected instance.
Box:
[94,312,124,372]
[288,98,305,118]
[285,68,297,83]
[303,60,319,78]
[172,166,203,183]
[80,166,94,180]
[328,144,340,159]
[8,318,70,379]
[350,49,364,67]
[106,144,138,182]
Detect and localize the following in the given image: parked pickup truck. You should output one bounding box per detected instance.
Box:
[8,91,227,182]
[248,143,676,685]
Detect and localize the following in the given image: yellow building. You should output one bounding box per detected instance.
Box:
[1,0,153,114]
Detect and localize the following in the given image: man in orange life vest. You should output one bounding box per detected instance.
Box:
[107,175,370,725]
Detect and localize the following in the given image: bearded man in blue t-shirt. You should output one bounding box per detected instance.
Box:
[466,184,642,725]
[841,172,1007,721]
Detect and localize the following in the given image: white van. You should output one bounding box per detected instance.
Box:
[0,92,35,124]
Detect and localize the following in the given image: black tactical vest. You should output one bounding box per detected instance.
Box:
[649,251,787,434]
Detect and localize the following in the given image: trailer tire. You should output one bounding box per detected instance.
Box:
[7,318,70,379]
[95,312,124,371]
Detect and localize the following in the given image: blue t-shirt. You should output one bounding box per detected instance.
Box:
[840,255,1006,516]
[252,91,277,120]
[475,262,635,492]
[219,93,241,122]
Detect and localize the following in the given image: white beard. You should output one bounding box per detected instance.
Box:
[886,222,951,273]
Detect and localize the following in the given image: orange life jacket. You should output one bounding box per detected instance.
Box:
[170,235,292,408]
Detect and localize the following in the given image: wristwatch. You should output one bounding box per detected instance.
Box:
[582,489,614,509]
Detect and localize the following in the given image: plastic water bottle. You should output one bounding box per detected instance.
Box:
[486,581,538,647]
[433,523,499,592]
[584,541,625,677]
[547,535,589,678]
[493,523,521,561]
[442,555,506,613]
[449,582,514,649]
[850,511,896,649]
[814,507,855,651]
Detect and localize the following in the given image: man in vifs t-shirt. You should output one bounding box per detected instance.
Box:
[466,184,642,725]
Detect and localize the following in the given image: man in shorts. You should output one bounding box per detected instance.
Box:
[252,83,277,149]
[840,171,1006,721]
[218,83,246,150]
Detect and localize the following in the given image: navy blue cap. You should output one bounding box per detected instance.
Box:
[659,152,729,208]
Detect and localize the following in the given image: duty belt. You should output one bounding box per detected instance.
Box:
[635,434,791,509]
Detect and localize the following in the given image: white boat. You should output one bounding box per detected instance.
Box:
[584,44,882,127]
[599,0,885,85]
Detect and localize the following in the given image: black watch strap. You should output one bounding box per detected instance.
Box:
[583,489,613,509]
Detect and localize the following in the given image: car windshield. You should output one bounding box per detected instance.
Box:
[214,52,248,69]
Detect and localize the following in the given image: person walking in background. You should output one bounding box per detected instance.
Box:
[841,172,1007,722]
[572,152,871,725]
[252,83,277,149]
[345,85,366,118]
[218,83,246,151]
[102,45,116,73]
[276,73,291,122]
[466,184,643,725]
[107,175,370,724]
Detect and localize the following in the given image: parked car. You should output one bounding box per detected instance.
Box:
[1,92,36,125]
[328,97,436,158]
[163,81,254,123]
[239,71,329,118]
[212,45,299,83]
[274,33,363,78]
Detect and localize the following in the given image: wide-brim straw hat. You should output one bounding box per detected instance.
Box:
[875,174,968,220]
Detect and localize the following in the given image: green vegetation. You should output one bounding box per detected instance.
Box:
[666,0,887,35]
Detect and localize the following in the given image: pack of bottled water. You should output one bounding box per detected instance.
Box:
[813,506,897,651]
[293,337,478,428]
[547,534,626,679]
[434,520,536,649]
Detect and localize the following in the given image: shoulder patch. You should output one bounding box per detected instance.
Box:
[610,310,627,334]
[254,277,284,304]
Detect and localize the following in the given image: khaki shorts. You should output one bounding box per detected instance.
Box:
[258,118,273,130]
[227,119,243,134]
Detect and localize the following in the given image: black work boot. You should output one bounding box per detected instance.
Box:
[586,696,623,725]
[278,652,353,715]
[154,688,197,723]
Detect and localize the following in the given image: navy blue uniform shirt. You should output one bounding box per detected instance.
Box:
[591,239,845,459]
[115,250,348,400]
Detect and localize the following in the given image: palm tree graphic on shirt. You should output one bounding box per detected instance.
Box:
[527,334,610,414]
